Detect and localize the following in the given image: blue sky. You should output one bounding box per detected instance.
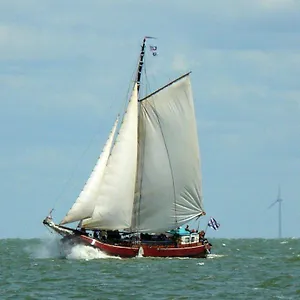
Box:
[1,0,299,239]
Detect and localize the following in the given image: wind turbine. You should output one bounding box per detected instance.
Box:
[268,185,283,238]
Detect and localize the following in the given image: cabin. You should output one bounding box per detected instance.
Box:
[180,232,200,245]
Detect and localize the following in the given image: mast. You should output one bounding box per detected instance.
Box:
[136,37,146,96]
[132,37,147,233]
[136,36,156,96]
[132,36,155,231]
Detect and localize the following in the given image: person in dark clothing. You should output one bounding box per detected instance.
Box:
[199,230,209,245]
[93,230,99,239]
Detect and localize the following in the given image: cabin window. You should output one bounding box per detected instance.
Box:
[191,237,195,242]
[184,237,190,243]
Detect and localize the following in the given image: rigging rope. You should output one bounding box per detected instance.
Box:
[50,53,139,216]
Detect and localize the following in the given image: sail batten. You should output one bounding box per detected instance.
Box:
[132,75,204,233]
[82,84,139,230]
[60,117,119,225]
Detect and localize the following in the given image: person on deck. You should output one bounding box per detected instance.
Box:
[199,230,209,245]
[93,230,99,239]
[185,225,190,232]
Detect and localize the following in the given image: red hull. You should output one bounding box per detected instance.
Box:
[79,235,139,258]
[142,243,209,258]
[43,218,210,258]
[79,235,210,258]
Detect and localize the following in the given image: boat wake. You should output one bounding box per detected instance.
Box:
[65,244,121,260]
[33,235,120,260]
[207,253,225,259]
[30,235,65,259]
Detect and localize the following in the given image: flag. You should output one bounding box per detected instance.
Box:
[149,45,158,56]
[208,217,220,230]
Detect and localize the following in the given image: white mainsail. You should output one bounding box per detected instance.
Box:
[132,74,204,233]
[60,117,119,225]
[82,83,138,230]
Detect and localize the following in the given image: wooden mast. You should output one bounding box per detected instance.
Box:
[136,37,147,96]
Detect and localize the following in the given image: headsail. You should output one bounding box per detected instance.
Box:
[82,84,139,230]
[132,74,204,233]
[60,117,119,225]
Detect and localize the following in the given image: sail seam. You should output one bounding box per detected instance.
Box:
[150,101,178,227]
[134,103,147,231]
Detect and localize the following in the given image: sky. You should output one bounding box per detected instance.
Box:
[1,0,299,239]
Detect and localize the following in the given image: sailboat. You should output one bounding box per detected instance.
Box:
[43,37,212,258]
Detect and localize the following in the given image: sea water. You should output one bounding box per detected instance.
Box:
[1,236,299,299]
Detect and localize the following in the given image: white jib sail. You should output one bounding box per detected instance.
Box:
[82,83,138,230]
[133,75,204,233]
[60,117,119,225]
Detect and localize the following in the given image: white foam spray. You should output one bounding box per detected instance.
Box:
[31,232,121,260]
[207,253,225,259]
[27,233,64,259]
[66,244,121,260]
[137,246,144,258]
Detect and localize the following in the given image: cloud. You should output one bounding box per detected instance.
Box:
[171,54,191,72]
[175,0,300,17]
[261,0,297,9]
[1,0,300,238]
[0,23,128,61]
[191,49,300,100]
